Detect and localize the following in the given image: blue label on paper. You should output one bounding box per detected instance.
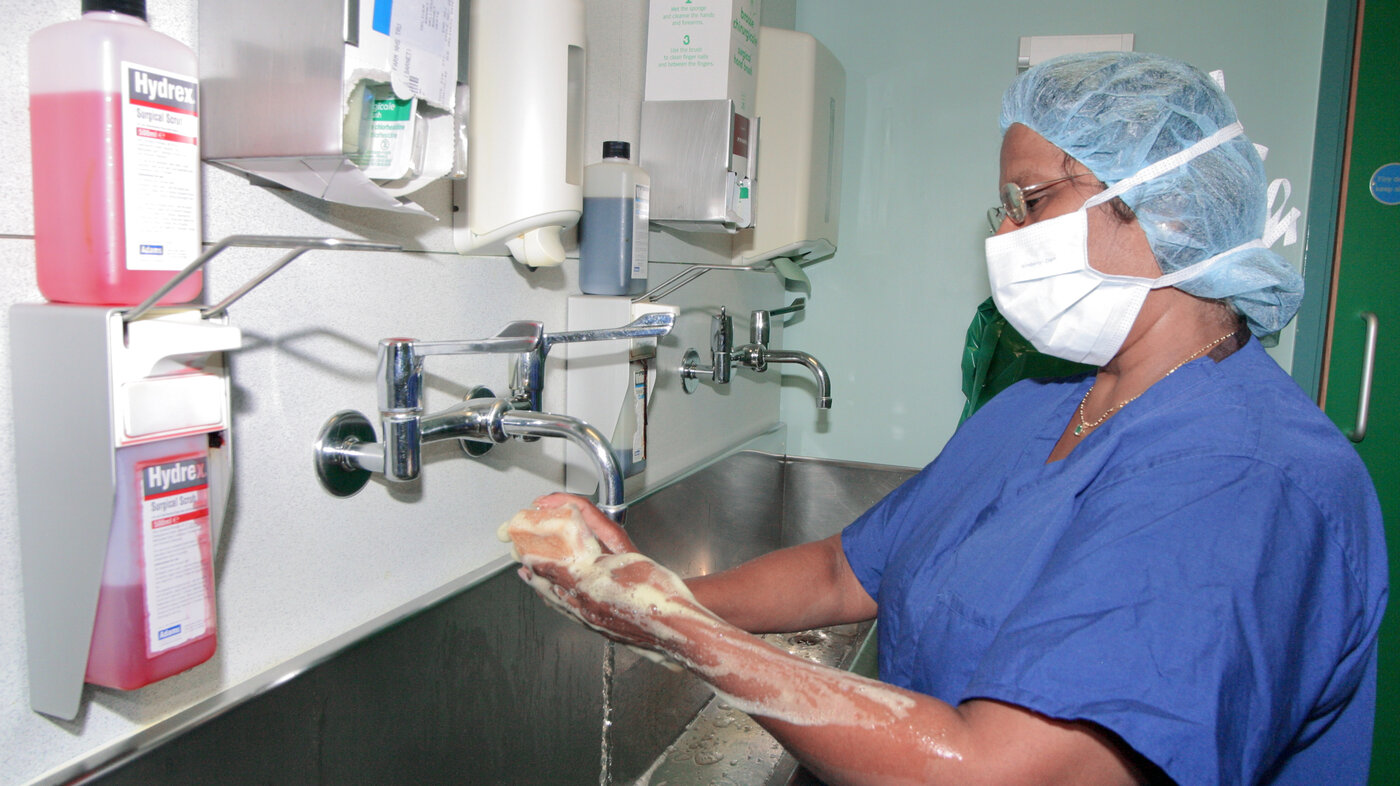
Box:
[372,0,393,35]
[1371,163,1400,206]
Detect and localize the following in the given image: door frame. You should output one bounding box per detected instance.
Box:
[1291,0,1360,400]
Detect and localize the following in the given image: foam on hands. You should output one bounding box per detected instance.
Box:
[498,503,921,730]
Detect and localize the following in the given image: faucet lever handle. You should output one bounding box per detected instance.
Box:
[411,321,544,356]
[765,296,807,318]
[544,311,676,348]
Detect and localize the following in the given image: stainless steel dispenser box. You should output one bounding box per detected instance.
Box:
[199,0,348,160]
[640,99,758,233]
[199,0,459,214]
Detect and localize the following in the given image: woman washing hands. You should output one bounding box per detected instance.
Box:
[507,52,1385,785]
[507,493,1152,785]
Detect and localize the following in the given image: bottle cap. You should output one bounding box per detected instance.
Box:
[83,0,147,19]
[602,141,631,160]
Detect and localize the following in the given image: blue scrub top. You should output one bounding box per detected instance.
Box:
[842,339,1386,784]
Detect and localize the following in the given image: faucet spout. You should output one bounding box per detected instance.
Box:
[416,400,625,520]
[499,410,625,520]
[760,350,833,409]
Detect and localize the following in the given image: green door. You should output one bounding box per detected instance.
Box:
[1317,1,1400,780]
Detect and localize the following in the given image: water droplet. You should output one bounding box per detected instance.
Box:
[695,751,725,766]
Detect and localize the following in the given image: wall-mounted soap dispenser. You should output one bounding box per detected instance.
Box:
[11,306,238,718]
[452,0,586,266]
[10,236,396,720]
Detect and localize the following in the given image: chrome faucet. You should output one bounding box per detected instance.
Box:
[509,311,676,413]
[313,313,676,520]
[680,300,832,409]
[377,322,544,482]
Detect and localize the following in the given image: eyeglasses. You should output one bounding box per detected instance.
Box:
[986,173,1090,233]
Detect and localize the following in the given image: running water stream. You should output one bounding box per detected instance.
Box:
[601,640,616,785]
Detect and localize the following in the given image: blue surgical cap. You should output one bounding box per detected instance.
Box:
[1000,52,1304,336]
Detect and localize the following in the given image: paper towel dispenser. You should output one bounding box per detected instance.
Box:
[733,26,846,265]
[198,0,459,215]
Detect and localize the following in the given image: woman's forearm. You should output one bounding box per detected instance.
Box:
[658,601,977,785]
[658,610,1138,786]
[504,500,1138,786]
[685,533,877,633]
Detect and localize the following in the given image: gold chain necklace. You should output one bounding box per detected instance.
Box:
[1073,329,1238,437]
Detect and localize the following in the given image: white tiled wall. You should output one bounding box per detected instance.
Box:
[1,2,788,782]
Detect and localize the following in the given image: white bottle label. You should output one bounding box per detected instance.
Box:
[631,362,647,463]
[632,184,650,280]
[139,451,213,654]
[121,62,201,271]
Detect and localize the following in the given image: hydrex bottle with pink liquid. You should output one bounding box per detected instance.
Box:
[29,0,202,306]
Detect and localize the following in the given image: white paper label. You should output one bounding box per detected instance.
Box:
[389,0,458,108]
[631,363,647,462]
[632,184,650,279]
[140,452,213,654]
[644,0,760,112]
[121,62,201,271]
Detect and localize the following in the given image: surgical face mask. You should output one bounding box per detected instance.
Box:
[985,123,1247,366]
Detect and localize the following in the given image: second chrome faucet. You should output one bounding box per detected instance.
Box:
[680,300,832,409]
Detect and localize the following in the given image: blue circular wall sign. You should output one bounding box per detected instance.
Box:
[1370,162,1400,205]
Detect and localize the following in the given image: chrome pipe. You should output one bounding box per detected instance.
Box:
[499,410,625,520]
[378,338,423,413]
[320,439,385,475]
[381,414,422,481]
[419,398,511,446]
[761,350,833,409]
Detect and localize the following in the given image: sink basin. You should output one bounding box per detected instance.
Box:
[607,435,917,785]
[80,428,916,786]
[629,621,877,786]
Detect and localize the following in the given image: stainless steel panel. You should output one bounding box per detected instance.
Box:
[640,99,739,227]
[10,306,120,721]
[781,455,917,546]
[199,0,348,158]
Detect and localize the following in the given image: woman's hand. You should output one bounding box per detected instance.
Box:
[501,496,716,659]
[532,492,639,555]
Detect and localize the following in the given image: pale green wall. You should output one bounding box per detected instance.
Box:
[780,0,1327,467]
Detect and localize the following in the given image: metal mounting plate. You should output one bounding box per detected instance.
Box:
[314,410,376,497]
[459,386,497,457]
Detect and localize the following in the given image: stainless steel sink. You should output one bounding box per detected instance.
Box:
[82,428,917,786]
[608,432,917,785]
